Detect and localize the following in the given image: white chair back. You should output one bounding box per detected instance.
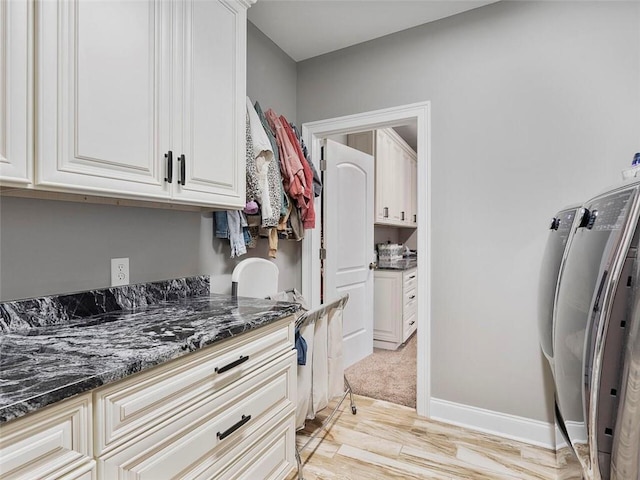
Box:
[231,258,279,298]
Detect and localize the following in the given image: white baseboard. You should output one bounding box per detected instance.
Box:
[429,398,556,449]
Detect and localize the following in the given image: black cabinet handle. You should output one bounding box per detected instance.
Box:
[178,154,186,186]
[413,214,417,223]
[215,355,249,374]
[409,294,416,300]
[409,321,415,326]
[164,151,173,183]
[401,211,405,221]
[217,414,251,440]
[383,207,389,218]
[409,275,416,279]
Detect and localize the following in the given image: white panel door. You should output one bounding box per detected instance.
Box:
[37,0,171,198]
[324,139,375,367]
[0,0,32,186]
[173,0,245,208]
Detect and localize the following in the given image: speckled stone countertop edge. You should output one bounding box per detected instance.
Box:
[0,278,300,424]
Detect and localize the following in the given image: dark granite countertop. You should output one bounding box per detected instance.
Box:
[0,277,299,424]
[376,257,418,271]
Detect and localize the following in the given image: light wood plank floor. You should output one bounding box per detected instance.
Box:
[288,395,561,480]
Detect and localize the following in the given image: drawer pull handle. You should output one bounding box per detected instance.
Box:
[408,275,416,279]
[410,321,415,326]
[215,355,249,374]
[217,414,251,440]
[409,295,416,300]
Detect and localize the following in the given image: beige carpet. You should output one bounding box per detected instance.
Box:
[344,333,417,408]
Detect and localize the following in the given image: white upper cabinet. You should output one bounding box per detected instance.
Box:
[36,0,249,208]
[174,0,246,205]
[0,0,33,186]
[348,128,417,227]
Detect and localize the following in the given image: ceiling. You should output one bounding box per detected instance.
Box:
[248,1,498,62]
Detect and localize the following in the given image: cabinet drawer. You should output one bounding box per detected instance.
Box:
[98,351,296,479]
[403,270,417,291]
[58,461,97,480]
[193,410,296,480]
[404,288,417,311]
[404,313,417,340]
[0,394,93,480]
[94,319,294,455]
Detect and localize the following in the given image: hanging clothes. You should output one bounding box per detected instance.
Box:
[246,97,277,223]
[265,109,308,209]
[292,123,323,198]
[282,117,315,229]
[254,102,287,219]
[244,112,261,205]
[227,211,247,258]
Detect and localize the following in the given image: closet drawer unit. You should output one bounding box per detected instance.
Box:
[192,409,296,480]
[403,312,417,341]
[375,268,418,350]
[404,288,417,310]
[94,318,294,455]
[403,269,417,291]
[98,350,296,479]
[0,394,93,480]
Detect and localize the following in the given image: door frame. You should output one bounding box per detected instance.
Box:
[301,101,432,417]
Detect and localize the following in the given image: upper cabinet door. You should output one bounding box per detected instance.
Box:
[0,0,33,186]
[37,0,172,199]
[375,129,394,223]
[173,0,246,208]
[36,0,250,208]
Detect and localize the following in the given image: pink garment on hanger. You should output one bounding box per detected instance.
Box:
[282,118,315,229]
[265,109,307,207]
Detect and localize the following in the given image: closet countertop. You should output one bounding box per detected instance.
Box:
[0,290,299,424]
[376,257,417,271]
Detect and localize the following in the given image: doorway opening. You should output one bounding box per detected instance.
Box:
[301,101,432,416]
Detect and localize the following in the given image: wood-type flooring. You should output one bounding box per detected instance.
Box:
[289,395,562,480]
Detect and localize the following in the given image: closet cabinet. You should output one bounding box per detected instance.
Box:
[373,268,417,350]
[347,128,417,227]
[35,0,250,208]
[0,0,33,187]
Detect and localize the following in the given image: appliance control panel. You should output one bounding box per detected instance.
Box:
[585,190,636,231]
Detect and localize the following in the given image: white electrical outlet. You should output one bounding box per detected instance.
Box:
[111,258,130,287]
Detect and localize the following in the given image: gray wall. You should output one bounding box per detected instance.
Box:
[204,21,301,295]
[0,197,202,300]
[296,1,640,422]
[0,19,300,301]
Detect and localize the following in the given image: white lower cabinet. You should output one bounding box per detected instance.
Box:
[98,353,296,479]
[0,394,95,480]
[374,268,417,350]
[0,318,296,480]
